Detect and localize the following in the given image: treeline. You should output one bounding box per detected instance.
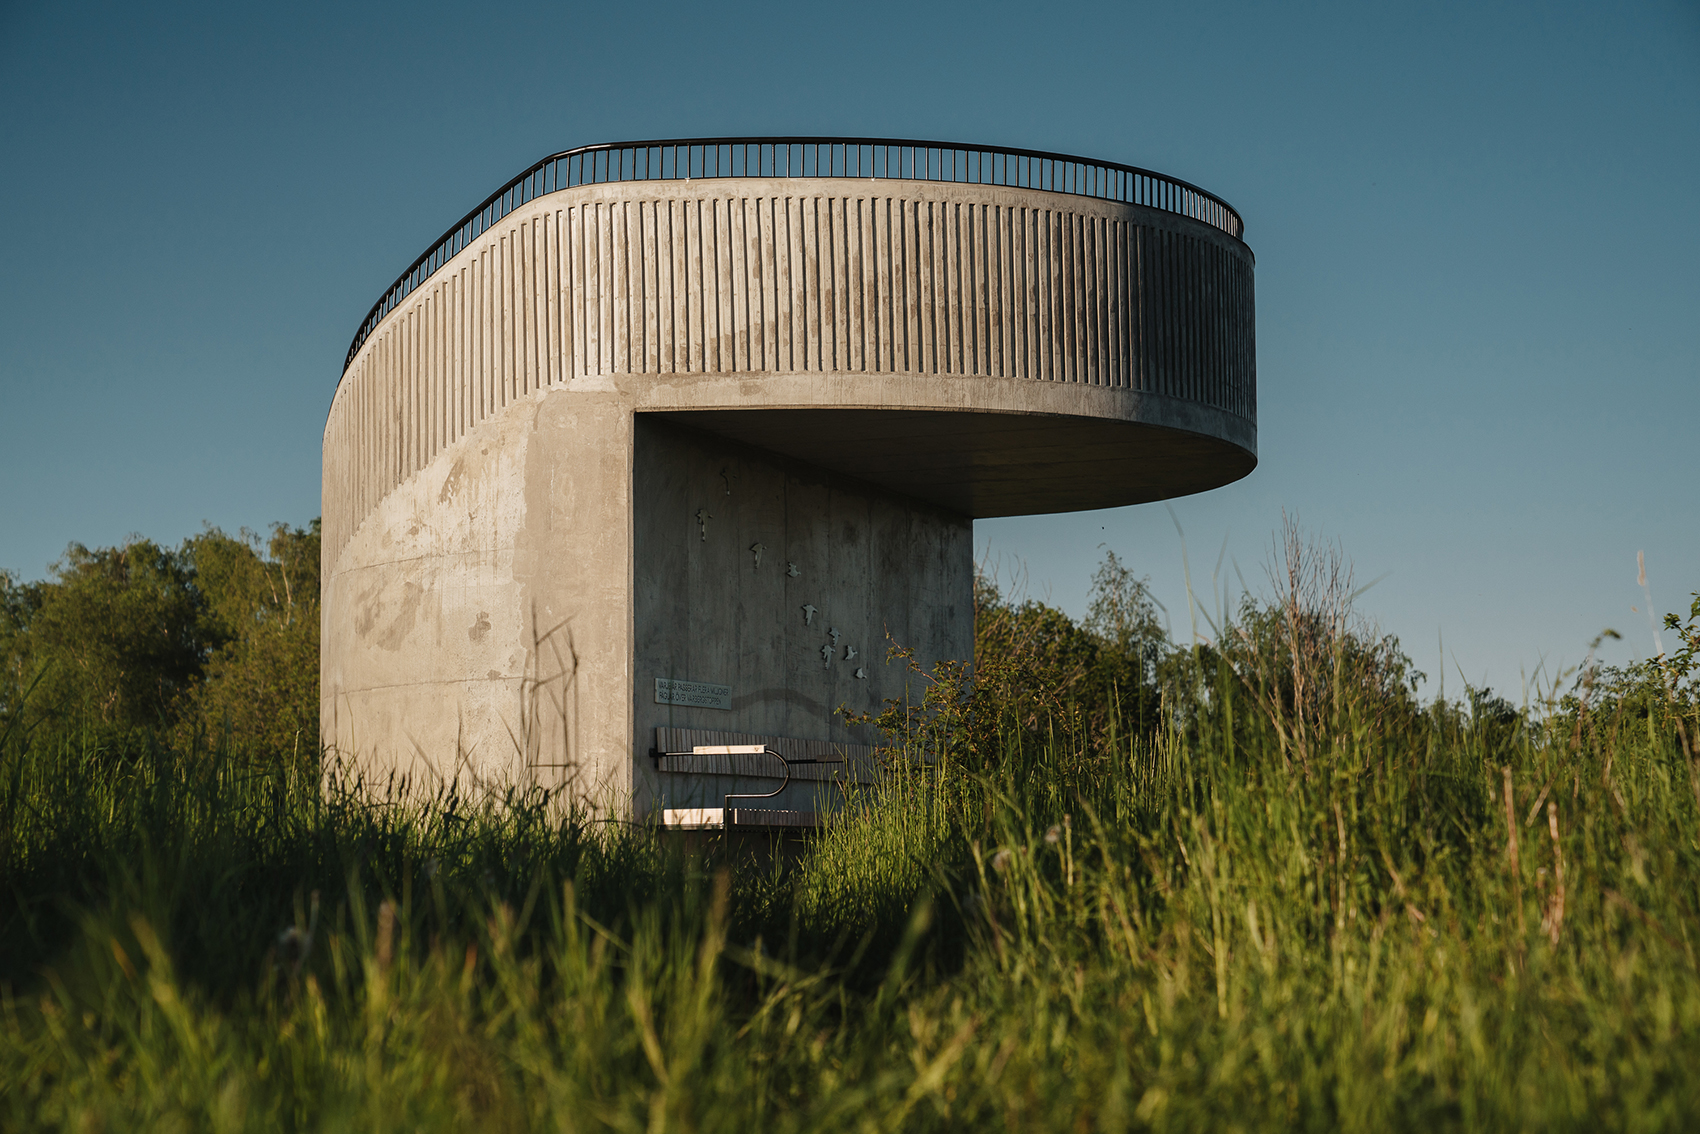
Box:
[959,532,1698,777]
[5,515,1694,778]
[0,522,321,769]
[952,535,1434,769]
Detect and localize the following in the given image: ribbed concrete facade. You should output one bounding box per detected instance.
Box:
[323,145,1256,812]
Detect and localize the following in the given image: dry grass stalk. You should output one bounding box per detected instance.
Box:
[1543,802,1565,945]
[1503,766,1525,951]
[377,899,396,971]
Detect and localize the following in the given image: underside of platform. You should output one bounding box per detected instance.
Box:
[654,406,1256,518]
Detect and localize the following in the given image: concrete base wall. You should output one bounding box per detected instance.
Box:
[321,392,970,815]
[633,417,971,815]
[322,382,637,802]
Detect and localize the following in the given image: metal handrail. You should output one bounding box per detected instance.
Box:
[654,743,830,823]
[720,746,797,813]
[340,136,1245,379]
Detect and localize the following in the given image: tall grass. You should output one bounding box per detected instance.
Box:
[4,571,1700,1129]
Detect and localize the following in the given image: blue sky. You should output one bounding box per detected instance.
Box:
[1,0,1695,701]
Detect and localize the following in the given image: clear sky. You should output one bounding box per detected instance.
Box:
[1,0,1695,702]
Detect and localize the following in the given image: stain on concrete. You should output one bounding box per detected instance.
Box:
[353,577,383,637]
[731,687,832,716]
[376,582,423,651]
[469,611,491,642]
[438,456,466,504]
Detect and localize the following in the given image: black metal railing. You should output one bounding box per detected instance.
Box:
[343,136,1245,376]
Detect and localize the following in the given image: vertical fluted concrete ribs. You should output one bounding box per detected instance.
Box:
[324,181,1253,570]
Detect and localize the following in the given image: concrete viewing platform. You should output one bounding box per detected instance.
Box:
[320,137,1257,819]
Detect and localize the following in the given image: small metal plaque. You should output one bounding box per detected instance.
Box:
[654,678,732,710]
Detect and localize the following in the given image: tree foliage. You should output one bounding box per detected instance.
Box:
[1206,523,1425,772]
[180,522,321,768]
[857,551,1168,768]
[1554,593,1700,775]
[0,521,320,768]
[0,541,211,742]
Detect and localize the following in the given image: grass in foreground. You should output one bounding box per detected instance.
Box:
[4,582,1700,1130]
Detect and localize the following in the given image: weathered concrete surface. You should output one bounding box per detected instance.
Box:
[322,172,1257,812]
[632,417,970,814]
[321,384,636,797]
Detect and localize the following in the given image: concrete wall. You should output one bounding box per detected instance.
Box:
[632,417,970,814]
[321,384,637,798]
[322,174,1256,811]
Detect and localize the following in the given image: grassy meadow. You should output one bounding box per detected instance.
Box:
[2,522,1699,1130]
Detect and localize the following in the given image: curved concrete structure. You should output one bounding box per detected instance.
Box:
[321,139,1256,813]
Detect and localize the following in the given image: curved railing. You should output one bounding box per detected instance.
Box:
[341,137,1245,376]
